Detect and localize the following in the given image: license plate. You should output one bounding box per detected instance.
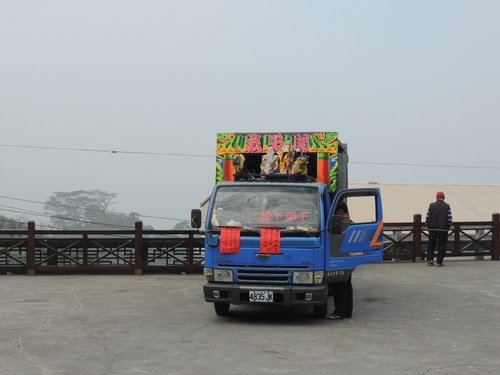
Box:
[249,290,273,303]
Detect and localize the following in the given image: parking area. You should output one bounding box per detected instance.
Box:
[1,260,499,375]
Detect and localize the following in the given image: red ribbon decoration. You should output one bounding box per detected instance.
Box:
[260,227,281,254]
[220,227,241,253]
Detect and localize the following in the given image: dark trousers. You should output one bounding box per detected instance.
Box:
[426,230,448,264]
[332,275,353,318]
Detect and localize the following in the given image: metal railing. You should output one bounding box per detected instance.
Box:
[1,214,498,275]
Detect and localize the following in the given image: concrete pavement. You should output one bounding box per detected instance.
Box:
[0,260,499,375]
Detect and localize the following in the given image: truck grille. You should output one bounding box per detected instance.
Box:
[227,265,309,284]
[236,269,290,284]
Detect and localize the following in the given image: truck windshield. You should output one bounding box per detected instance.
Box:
[209,185,320,234]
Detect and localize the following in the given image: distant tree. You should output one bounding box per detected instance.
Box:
[172,220,192,230]
[0,214,27,229]
[44,190,154,229]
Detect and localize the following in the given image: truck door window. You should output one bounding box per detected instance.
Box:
[335,195,377,225]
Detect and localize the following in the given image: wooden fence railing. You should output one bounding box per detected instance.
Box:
[0,222,204,275]
[1,215,498,275]
[383,213,500,262]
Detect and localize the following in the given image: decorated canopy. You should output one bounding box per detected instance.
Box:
[215,132,343,191]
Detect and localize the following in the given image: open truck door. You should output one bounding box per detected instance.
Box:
[325,188,384,283]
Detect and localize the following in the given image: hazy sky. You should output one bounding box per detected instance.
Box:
[1,0,499,228]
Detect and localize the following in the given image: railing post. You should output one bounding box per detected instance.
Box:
[27,221,36,276]
[413,214,422,262]
[474,229,485,260]
[83,234,89,266]
[454,224,461,255]
[492,213,500,261]
[134,221,143,275]
[187,233,194,267]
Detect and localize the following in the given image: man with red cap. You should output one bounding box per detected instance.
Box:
[425,191,453,266]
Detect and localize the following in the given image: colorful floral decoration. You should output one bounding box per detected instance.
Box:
[215,132,341,191]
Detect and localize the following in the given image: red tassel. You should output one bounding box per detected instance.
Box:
[260,227,281,254]
[220,227,241,253]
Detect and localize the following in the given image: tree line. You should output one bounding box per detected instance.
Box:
[0,189,189,230]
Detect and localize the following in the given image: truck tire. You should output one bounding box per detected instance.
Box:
[313,304,327,318]
[214,302,230,316]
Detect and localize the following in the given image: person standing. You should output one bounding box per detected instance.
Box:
[425,191,452,267]
[328,201,354,319]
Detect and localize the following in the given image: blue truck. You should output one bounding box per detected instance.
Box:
[191,132,383,317]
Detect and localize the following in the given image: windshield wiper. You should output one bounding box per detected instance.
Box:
[239,226,258,235]
[209,225,259,234]
[282,228,320,237]
[210,226,318,236]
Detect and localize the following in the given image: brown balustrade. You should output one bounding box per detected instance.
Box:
[1,215,498,275]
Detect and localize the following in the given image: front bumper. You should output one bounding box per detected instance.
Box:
[203,283,327,306]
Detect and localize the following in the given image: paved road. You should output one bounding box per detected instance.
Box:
[1,261,499,375]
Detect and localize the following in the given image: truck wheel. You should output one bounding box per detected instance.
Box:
[313,304,327,318]
[214,302,230,316]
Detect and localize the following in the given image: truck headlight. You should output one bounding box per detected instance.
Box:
[204,268,214,282]
[293,271,313,284]
[213,269,233,283]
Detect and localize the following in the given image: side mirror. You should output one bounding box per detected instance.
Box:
[329,214,343,234]
[190,209,202,229]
